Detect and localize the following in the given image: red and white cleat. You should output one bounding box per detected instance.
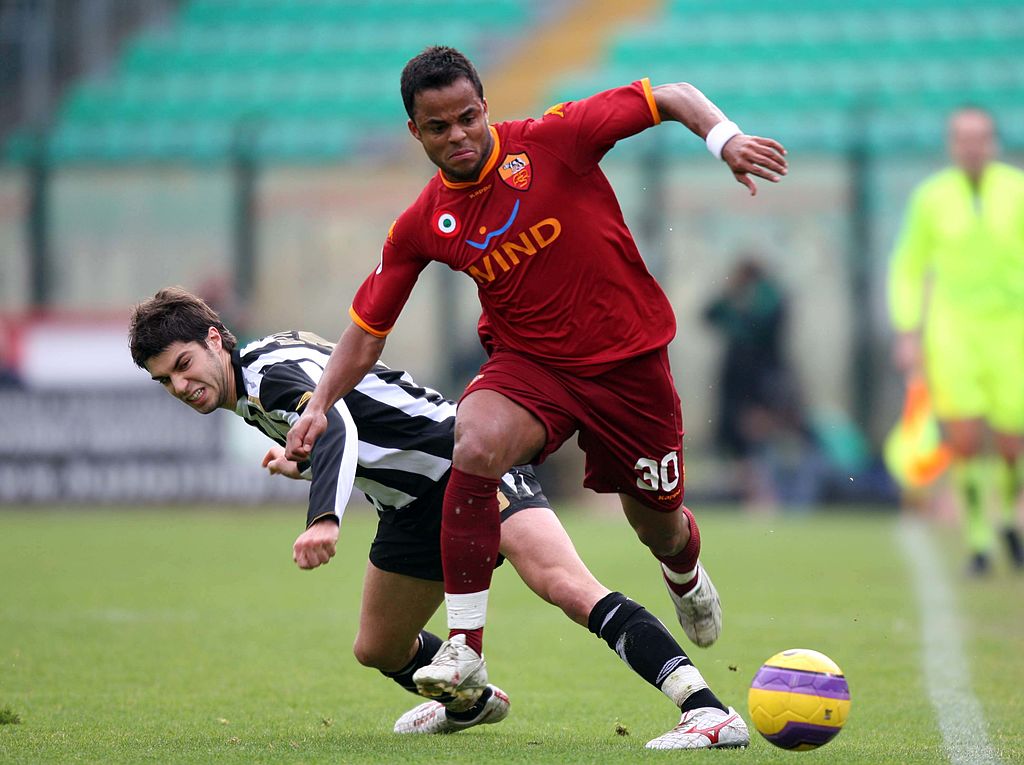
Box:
[412,634,488,711]
[664,561,722,648]
[645,706,749,750]
[393,685,510,734]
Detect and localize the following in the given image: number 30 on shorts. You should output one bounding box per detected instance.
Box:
[634,451,681,492]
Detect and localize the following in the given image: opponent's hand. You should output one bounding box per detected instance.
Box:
[721,135,788,196]
[293,518,339,570]
[286,409,327,462]
[261,446,302,480]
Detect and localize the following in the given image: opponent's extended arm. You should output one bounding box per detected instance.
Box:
[285,322,385,461]
[652,82,787,196]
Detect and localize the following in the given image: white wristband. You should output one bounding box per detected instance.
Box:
[705,120,742,160]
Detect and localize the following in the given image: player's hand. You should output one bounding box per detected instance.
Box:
[261,446,302,480]
[721,135,788,196]
[893,331,924,379]
[292,518,339,570]
[286,409,327,462]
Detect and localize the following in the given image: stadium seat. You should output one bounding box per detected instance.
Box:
[19,0,535,164]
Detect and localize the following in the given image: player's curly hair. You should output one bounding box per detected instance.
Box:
[128,286,237,368]
[400,46,484,120]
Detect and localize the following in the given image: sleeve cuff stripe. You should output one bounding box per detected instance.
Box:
[641,77,661,126]
[349,306,391,338]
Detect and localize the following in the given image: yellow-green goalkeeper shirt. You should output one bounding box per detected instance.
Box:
[888,161,1024,331]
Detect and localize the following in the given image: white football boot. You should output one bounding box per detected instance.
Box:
[645,706,749,750]
[412,634,488,711]
[393,685,509,734]
[663,561,722,647]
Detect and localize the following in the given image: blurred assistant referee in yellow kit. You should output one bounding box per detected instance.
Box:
[889,106,1024,574]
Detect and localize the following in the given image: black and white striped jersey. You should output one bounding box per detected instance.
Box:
[231,330,456,527]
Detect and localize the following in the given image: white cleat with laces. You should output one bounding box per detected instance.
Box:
[393,685,510,734]
[664,561,722,647]
[412,634,488,711]
[645,706,749,750]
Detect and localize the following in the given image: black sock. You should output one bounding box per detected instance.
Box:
[380,630,444,695]
[588,592,727,713]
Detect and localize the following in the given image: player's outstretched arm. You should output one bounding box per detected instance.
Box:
[652,82,787,196]
[286,322,385,461]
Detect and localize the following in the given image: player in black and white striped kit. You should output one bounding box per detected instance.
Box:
[129,288,736,744]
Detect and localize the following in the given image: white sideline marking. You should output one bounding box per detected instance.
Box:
[897,519,1002,765]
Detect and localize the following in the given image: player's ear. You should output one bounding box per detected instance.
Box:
[206,325,222,352]
[407,118,422,143]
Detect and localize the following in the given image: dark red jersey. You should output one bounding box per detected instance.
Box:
[350,79,676,373]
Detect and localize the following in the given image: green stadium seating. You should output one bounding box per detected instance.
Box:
[11,0,534,164]
[550,0,1024,156]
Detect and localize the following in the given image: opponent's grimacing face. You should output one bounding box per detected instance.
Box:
[948,110,997,178]
[144,329,229,414]
[408,77,491,182]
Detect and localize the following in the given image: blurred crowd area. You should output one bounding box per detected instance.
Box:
[1,0,1022,507]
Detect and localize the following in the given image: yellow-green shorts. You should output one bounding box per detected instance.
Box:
[924,310,1024,432]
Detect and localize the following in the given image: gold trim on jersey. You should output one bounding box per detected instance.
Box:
[349,305,392,338]
[439,126,502,189]
[641,77,661,125]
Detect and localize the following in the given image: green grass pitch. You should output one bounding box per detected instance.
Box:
[0,506,1021,764]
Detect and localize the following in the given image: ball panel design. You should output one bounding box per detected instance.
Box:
[762,648,844,675]
[765,721,843,751]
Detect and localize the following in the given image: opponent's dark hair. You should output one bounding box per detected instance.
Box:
[400,46,484,120]
[128,286,237,368]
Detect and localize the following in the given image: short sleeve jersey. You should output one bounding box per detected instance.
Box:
[349,79,676,373]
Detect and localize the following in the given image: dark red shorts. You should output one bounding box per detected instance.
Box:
[461,347,685,512]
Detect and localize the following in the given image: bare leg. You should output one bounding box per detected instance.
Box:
[619,493,691,557]
[353,562,443,672]
[498,506,610,626]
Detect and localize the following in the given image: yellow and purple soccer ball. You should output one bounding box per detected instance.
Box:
[747,649,851,751]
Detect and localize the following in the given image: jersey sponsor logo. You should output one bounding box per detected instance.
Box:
[433,210,460,238]
[466,200,520,250]
[543,102,566,118]
[467,216,562,285]
[498,152,532,191]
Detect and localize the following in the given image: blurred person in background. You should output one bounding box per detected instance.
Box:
[888,106,1024,575]
[704,257,817,512]
[128,287,745,745]
[0,319,23,388]
[287,45,786,749]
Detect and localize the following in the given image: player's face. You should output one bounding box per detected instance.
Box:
[144,329,232,414]
[948,109,997,178]
[408,77,492,182]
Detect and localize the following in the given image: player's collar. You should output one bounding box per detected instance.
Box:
[229,349,245,410]
[439,126,500,190]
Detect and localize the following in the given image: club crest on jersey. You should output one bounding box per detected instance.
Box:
[498,152,532,191]
[433,209,460,238]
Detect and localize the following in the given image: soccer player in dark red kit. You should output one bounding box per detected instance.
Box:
[288,46,787,749]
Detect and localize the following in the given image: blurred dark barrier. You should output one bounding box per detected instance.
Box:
[0,387,306,505]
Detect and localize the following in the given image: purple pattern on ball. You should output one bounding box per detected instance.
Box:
[751,666,850,700]
[765,721,841,749]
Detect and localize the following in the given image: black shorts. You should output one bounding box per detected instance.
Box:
[368,465,549,581]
